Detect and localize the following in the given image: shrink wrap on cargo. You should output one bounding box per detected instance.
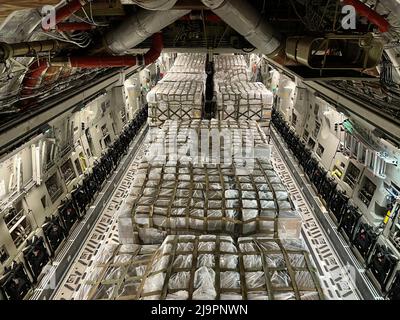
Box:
[160,72,207,84]
[214,55,249,85]
[173,53,207,68]
[146,119,271,164]
[216,81,273,124]
[168,54,206,74]
[147,81,204,127]
[214,55,248,70]
[76,236,324,300]
[128,157,301,244]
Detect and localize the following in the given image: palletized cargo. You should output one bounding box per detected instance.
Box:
[216,81,273,124]
[214,55,248,70]
[116,120,300,245]
[214,54,249,85]
[168,54,206,74]
[173,53,207,68]
[125,155,301,244]
[214,68,250,85]
[159,72,207,84]
[147,81,204,127]
[169,65,207,74]
[146,119,271,164]
[75,235,324,300]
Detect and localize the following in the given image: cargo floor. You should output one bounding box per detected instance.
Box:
[50,127,360,300]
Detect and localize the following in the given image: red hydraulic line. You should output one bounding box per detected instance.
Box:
[21,59,49,96]
[342,0,390,32]
[55,0,88,25]
[69,55,137,68]
[143,32,164,65]
[66,33,163,68]
[56,22,96,32]
[42,66,62,85]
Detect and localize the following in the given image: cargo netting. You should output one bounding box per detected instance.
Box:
[145,119,271,164]
[75,235,324,300]
[214,54,249,85]
[147,81,204,127]
[128,157,301,244]
[216,81,273,124]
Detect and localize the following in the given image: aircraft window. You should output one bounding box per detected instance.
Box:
[314,104,320,116]
[40,196,46,209]
[291,112,297,126]
[313,121,321,137]
[303,130,309,141]
[104,135,112,147]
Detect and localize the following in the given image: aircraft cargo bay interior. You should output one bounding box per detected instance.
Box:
[0,0,400,303]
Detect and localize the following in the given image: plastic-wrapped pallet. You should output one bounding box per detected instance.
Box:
[173,53,207,68]
[129,158,302,244]
[146,119,271,164]
[216,81,273,124]
[169,53,206,74]
[214,55,248,70]
[214,68,249,85]
[147,81,204,127]
[159,72,207,84]
[169,65,206,74]
[78,235,324,300]
[73,243,160,300]
[214,54,249,85]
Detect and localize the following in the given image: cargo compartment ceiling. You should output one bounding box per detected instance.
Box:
[0,0,399,121]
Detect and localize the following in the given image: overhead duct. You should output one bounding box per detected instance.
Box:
[47,33,163,69]
[0,40,67,61]
[104,6,190,54]
[200,0,282,57]
[122,0,180,10]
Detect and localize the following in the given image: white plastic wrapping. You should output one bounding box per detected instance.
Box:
[160,72,207,84]
[147,81,204,127]
[216,81,273,123]
[130,157,301,244]
[145,119,271,164]
[214,55,248,70]
[78,235,323,300]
